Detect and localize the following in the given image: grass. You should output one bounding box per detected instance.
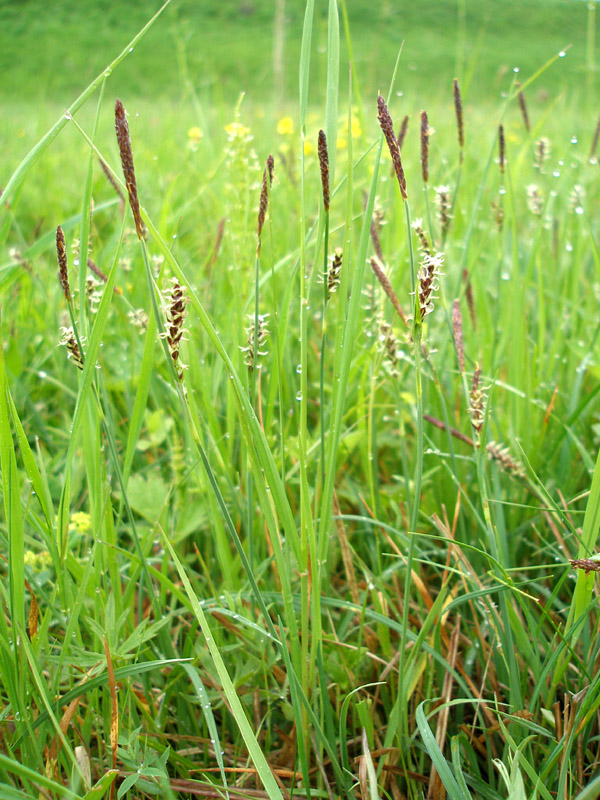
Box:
[1,0,600,798]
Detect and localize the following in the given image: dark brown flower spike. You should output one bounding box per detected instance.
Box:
[570,558,600,575]
[453,78,464,156]
[516,82,530,133]
[420,111,429,183]
[377,95,407,200]
[257,153,275,252]
[370,257,408,328]
[115,99,146,240]
[397,115,409,151]
[452,299,465,374]
[498,125,505,174]
[462,269,476,329]
[56,225,71,303]
[368,197,384,263]
[318,130,330,212]
[99,158,125,208]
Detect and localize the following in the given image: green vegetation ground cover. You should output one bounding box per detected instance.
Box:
[1,0,600,798]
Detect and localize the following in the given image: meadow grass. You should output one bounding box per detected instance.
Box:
[1,1,600,798]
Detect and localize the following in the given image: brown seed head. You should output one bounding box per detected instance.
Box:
[452,299,465,374]
[115,99,146,240]
[99,158,125,208]
[420,110,429,183]
[570,558,600,575]
[370,257,408,328]
[453,78,464,154]
[462,269,476,329]
[377,95,407,200]
[257,154,275,251]
[498,124,505,174]
[318,130,330,212]
[56,226,71,303]
[368,197,385,263]
[516,82,531,133]
[397,115,409,151]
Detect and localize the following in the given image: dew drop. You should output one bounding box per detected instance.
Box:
[296,364,302,374]
[570,136,578,145]
[559,50,566,58]
[575,206,584,215]
[295,390,303,401]
[513,66,520,73]
[552,170,560,177]
[501,272,511,281]
[499,186,506,195]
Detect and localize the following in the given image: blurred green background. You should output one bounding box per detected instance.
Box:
[0,0,595,108]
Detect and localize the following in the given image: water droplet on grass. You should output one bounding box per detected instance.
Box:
[295,391,303,401]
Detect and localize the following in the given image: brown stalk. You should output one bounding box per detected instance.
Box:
[462,269,476,329]
[318,129,330,212]
[498,124,505,174]
[453,78,464,156]
[516,83,531,133]
[114,99,146,240]
[99,157,125,210]
[420,110,429,183]
[257,153,275,251]
[397,114,409,150]
[377,94,407,199]
[56,226,71,302]
[452,299,465,374]
[370,257,408,327]
[569,558,600,574]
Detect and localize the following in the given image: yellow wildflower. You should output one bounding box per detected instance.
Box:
[24,550,52,571]
[277,116,295,135]
[337,136,347,150]
[69,511,92,533]
[304,140,315,156]
[187,126,203,152]
[350,116,362,138]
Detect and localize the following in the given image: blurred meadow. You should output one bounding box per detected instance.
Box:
[2,1,600,799]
